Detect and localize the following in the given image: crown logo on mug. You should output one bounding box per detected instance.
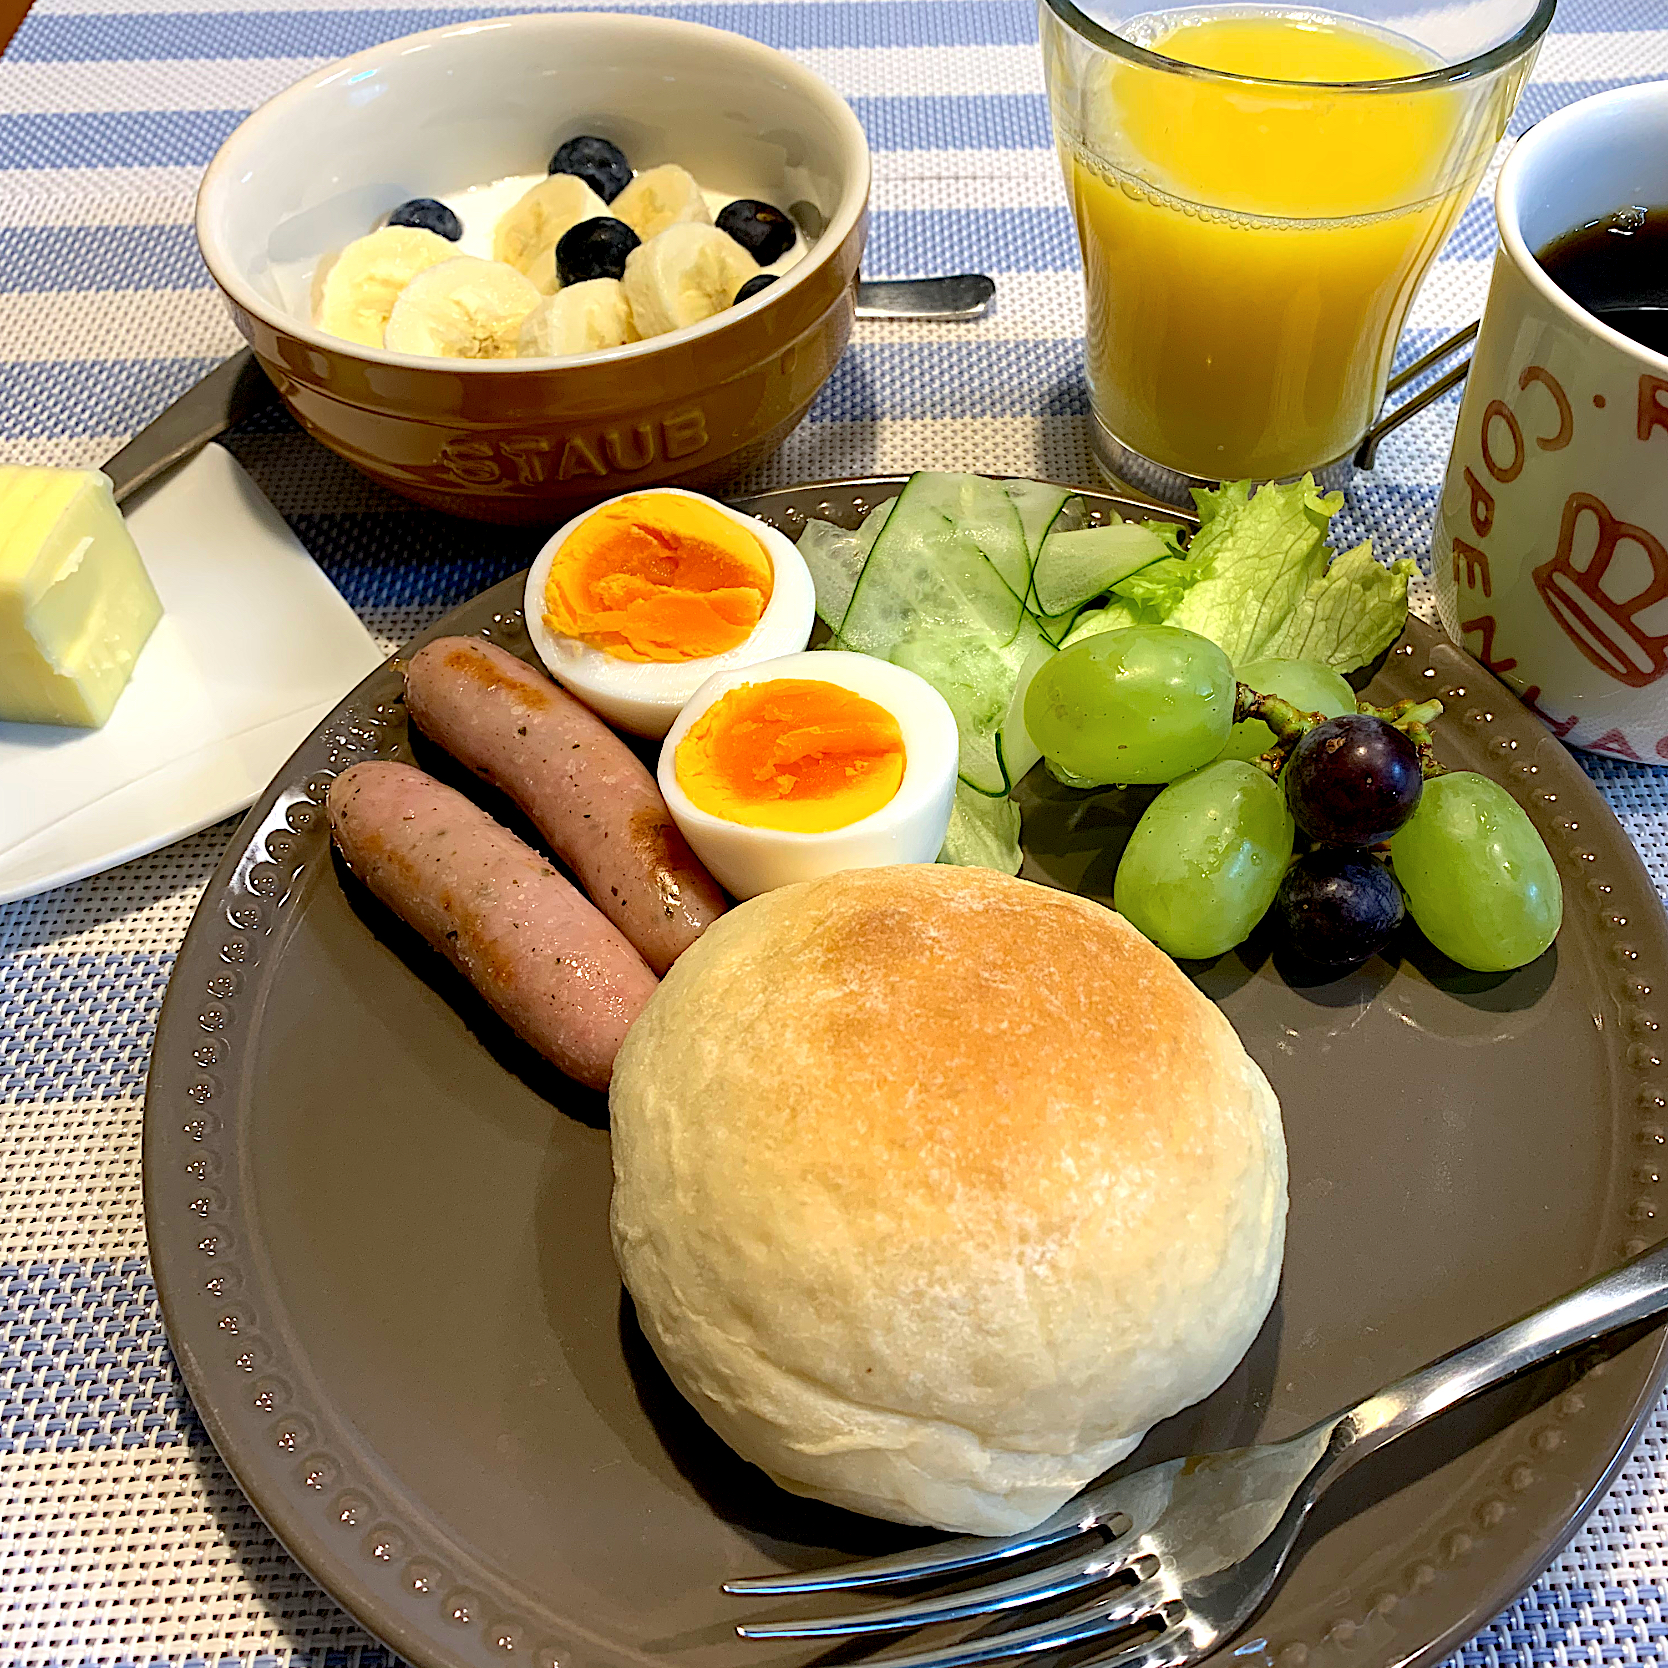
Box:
[1531,492,1668,690]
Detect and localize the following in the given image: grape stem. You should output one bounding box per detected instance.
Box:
[1233,686,1446,780]
[1367,697,1445,777]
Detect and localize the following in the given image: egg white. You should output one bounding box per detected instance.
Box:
[657,649,960,901]
[523,487,817,739]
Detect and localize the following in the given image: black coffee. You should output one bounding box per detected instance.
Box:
[1534,204,1668,357]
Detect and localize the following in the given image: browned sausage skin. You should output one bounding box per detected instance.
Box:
[404,636,727,974]
[327,759,657,1091]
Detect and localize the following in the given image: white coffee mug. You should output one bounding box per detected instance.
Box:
[1434,81,1668,763]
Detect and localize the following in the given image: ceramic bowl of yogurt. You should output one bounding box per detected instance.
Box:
[195,12,870,524]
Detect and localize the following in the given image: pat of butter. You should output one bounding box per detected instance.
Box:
[0,466,163,728]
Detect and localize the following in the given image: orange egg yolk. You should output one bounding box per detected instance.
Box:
[675,679,908,833]
[543,494,773,663]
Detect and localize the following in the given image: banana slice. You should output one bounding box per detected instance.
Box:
[611,164,712,242]
[525,245,562,296]
[517,278,640,357]
[493,174,610,276]
[383,257,541,358]
[621,222,759,336]
[313,226,457,347]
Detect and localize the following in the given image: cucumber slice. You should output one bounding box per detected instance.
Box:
[1003,478,1076,574]
[1038,607,1084,646]
[891,626,1032,794]
[797,500,893,635]
[1012,485,1084,617]
[841,473,1025,657]
[1032,522,1167,617]
[992,614,1054,790]
[937,781,1022,873]
[944,474,1036,607]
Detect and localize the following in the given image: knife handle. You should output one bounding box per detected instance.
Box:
[103,349,278,505]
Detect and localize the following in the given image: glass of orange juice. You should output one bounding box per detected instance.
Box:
[1040,0,1554,500]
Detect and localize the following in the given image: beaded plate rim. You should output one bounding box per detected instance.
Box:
[144,476,1668,1668]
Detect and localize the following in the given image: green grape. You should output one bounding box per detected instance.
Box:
[1114,760,1295,959]
[1025,626,1234,786]
[1217,658,1356,763]
[1389,772,1562,972]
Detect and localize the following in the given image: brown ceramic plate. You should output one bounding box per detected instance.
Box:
[146,478,1668,1668]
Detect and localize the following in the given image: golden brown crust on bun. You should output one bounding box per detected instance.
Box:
[610,865,1286,1534]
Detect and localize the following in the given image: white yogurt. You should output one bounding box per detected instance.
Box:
[442,172,547,260]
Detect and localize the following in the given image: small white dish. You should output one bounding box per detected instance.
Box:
[0,443,382,905]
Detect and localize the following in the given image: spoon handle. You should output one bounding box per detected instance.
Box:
[854,275,996,321]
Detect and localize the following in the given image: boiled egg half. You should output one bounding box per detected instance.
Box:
[658,650,959,900]
[524,487,816,738]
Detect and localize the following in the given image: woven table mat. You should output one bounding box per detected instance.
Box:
[4,1,1668,1665]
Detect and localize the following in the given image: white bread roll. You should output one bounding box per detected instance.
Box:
[609,865,1286,1535]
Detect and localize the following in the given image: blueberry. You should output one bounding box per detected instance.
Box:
[716,199,796,265]
[386,197,462,241]
[556,217,641,285]
[549,135,632,203]
[734,273,778,305]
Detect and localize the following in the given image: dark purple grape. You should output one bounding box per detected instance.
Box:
[1283,714,1422,845]
[1276,847,1405,966]
[387,197,461,240]
[555,217,640,284]
[716,198,796,264]
[549,135,631,202]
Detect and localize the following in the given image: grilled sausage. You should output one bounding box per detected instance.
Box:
[404,636,727,974]
[327,759,657,1090]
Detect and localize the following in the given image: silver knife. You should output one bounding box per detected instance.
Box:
[100,275,997,505]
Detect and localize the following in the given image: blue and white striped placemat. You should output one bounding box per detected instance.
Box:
[4,3,1668,1665]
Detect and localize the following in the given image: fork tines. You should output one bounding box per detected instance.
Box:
[744,1589,1179,1668]
[731,1543,1155,1638]
[722,1479,1176,1668]
[723,1492,1130,1598]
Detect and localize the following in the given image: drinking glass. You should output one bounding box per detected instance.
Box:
[1039,0,1555,503]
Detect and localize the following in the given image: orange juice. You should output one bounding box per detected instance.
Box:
[1055,7,1499,482]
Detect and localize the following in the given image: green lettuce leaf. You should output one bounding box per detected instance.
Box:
[936,781,1023,873]
[1110,554,1196,613]
[1161,476,1344,666]
[1105,520,1193,610]
[1256,546,1417,671]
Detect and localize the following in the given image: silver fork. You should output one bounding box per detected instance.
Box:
[723,1235,1668,1668]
